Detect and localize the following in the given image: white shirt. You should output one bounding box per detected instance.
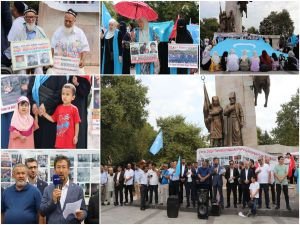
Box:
[249,182,260,198]
[124,169,134,185]
[230,168,234,178]
[60,179,70,209]
[267,163,275,184]
[245,168,249,182]
[187,169,192,182]
[181,164,185,176]
[256,164,270,184]
[107,173,114,192]
[148,169,159,185]
[116,172,121,182]
[139,171,148,185]
[7,17,25,42]
[51,26,90,58]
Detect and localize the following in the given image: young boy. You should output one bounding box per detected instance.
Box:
[42,83,81,149]
[248,176,260,217]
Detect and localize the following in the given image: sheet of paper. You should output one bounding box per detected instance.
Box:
[63,199,82,219]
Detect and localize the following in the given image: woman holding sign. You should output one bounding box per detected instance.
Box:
[170,19,193,74]
[102,19,123,75]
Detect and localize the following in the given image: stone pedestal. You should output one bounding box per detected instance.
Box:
[225,1,242,33]
[215,76,257,147]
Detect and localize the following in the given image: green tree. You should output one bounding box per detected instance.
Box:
[271,89,299,146]
[247,26,259,34]
[148,115,207,165]
[257,127,274,145]
[101,77,156,166]
[200,18,219,40]
[259,9,294,36]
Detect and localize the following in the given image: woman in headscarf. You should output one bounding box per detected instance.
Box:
[134,17,158,74]
[201,45,212,70]
[271,53,280,71]
[239,50,250,71]
[226,49,239,72]
[285,50,299,71]
[102,18,122,74]
[250,50,260,72]
[209,51,220,72]
[259,50,272,72]
[220,51,228,71]
[119,21,131,74]
[170,18,193,74]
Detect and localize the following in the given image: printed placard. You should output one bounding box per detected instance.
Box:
[130,41,158,64]
[168,43,198,68]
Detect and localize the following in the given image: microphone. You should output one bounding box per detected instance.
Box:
[53,174,62,202]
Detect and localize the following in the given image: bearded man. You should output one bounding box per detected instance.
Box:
[51,9,90,73]
[1,164,43,224]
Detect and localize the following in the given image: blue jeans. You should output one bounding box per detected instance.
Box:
[251,198,258,215]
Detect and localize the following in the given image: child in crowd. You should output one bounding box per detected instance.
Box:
[42,83,81,149]
[8,96,39,148]
[248,176,260,217]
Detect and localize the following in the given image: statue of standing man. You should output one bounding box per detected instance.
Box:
[224,92,244,146]
[208,96,223,147]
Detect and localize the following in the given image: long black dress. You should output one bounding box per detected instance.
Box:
[27,76,67,149]
[119,21,131,74]
[69,76,91,149]
[103,31,122,74]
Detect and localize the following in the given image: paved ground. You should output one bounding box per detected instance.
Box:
[101,205,299,224]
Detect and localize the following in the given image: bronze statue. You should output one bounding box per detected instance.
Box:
[223,92,244,146]
[252,76,270,107]
[208,96,223,147]
[238,1,249,18]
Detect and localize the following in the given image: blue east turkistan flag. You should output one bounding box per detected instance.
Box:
[175,156,181,177]
[101,3,111,29]
[149,130,163,155]
[149,21,174,42]
[187,24,200,44]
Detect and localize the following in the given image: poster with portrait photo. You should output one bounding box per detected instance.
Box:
[37,155,48,167]
[130,41,158,63]
[168,43,198,68]
[77,168,90,182]
[39,52,50,64]
[27,54,38,67]
[0,75,29,114]
[94,75,100,88]
[1,168,11,182]
[78,154,90,167]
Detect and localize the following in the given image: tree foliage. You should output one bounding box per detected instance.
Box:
[247,26,259,34]
[200,18,219,40]
[271,89,299,146]
[259,9,294,36]
[257,127,275,145]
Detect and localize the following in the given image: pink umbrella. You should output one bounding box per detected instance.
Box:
[114,1,158,21]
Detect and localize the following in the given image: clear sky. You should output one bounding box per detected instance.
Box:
[200,0,299,34]
[139,75,299,137]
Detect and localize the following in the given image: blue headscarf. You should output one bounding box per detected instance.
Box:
[32,75,50,106]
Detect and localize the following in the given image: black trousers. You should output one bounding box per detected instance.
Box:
[242,183,250,207]
[125,185,133,203]
[270,183,276,203]
[140,185,148,209]
[149,185,158,204]
[226,183,237,206]
[169,180,180,196]
[213,185,224,206]
[115,185,123,204]
[185,182,196,205]
[276,184,290,208]
[179,180,184,203]
[238,183,243,203]
[258,183,270,207]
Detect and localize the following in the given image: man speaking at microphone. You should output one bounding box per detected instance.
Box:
[40,155,87,223]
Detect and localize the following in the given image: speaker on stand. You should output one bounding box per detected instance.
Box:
[167,195,179,218]
[197,189,209,219]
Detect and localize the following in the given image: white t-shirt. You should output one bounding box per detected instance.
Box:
[124,169,134,185]
[148,169,159,185]
[249,182,260,198]
[268,163,275,184]
[256,163,270,184]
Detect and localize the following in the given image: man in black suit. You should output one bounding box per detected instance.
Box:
[240,160,254,209]
[183,162,197,208]
[225,160,240,208]
[25,158,48,195]
[179,158,186,204]
[85,190,99,224]
[114,166,125,206]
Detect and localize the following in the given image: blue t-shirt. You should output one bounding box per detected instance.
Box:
[1,183,42,224]
[197,167,211,187]
[161,169,169,185]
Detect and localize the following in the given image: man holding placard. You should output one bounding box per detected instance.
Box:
[11,8,48,74]
[51,9,90,74]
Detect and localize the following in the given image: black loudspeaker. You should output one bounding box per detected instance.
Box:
[197,189,209,219]
[167,195,179,218]
[211,203,221,216]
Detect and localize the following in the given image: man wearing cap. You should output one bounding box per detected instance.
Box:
[51,9,90,73]
[12,7,47,74]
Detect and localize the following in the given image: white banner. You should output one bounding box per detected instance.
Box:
[52,56,80,74]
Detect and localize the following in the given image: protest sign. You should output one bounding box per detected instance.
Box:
[130,41,158,63]
[11,39,52,71]
[52,56,80,74]
[168,43,198,68]
[0,76,29,114]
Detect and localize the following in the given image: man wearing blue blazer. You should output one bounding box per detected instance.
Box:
[211,157,226,208]
[40,155,87,224]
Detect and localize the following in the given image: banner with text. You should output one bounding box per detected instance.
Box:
[11,39,53,71]
[52,56,80,74]
[168,43,198,68]
[130,41,158,64]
